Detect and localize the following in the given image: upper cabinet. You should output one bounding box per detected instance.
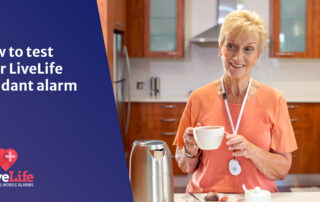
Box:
[127,0,184,58]
[311,0,320,57]
[270,0,320,58]
[113,0,126,31]
[145,0,184,57]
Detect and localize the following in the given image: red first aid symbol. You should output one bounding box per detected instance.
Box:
[0,149,18,171]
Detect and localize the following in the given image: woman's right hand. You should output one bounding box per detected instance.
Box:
[183,123,201,156]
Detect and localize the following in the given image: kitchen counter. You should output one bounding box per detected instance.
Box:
[130,95,187,103]
[174,192,320,201]
[131,81,320,103]
[131,95,320,103]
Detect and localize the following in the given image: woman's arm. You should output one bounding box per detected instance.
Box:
[175,146,200,173]
[248,147,292,180]
[175,126,201,173]
[226,133,292,180]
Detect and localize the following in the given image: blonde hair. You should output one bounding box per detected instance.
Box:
[219,10,268,53]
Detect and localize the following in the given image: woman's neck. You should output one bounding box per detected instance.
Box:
[222,75,251,97]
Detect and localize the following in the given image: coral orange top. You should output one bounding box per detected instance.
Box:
[173,81,297,193]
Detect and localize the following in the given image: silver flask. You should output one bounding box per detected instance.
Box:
[129,140,174,202]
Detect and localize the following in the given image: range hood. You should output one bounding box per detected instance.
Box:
[190,0,242,43]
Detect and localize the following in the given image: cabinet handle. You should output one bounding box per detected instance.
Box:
[292,154,297,159]
[167,52,178,55]
[159,132,176,136]
[276,52,294,56]
[290,118,299,122]
[288,105,299,109]
[160,118,177,122]
[294,131,299,135]
[160,105,176,109]
[115,22,125,28]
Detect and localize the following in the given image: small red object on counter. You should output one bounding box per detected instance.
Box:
[220,196,228,202]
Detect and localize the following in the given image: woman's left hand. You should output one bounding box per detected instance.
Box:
[225,131,256,159]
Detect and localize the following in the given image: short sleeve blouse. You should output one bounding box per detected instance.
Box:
[173,81,297,193]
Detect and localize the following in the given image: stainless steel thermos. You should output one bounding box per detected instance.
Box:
[129,140,174,202]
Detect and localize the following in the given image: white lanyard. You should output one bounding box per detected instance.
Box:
[221,77,252,135]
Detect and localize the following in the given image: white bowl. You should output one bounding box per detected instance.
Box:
[193,126,224,150]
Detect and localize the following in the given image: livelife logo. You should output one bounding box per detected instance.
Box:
[0,148,34,187]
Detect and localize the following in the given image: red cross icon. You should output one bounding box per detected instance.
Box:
[5,151,16,162]
[0,149,18,171]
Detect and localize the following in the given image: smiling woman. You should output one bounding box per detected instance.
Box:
[218,11,267,83]
[173,10,297,194]
[220,35,258,83]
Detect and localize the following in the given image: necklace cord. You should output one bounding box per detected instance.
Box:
[221,77,252,159]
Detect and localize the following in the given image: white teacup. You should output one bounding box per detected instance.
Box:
[193,126,224,150]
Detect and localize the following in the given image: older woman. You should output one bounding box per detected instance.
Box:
[174,10,297,193]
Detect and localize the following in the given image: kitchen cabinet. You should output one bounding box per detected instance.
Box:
[126,102,186,175]
[288,103,320,173]
[126,0,184,58]
[270,0,320,57]
[113,0,126,31]
[311,0,320,57]
[125,101,320,174]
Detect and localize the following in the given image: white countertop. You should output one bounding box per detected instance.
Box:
[131,95,320,103]
[130,95,188,103]
[175,192,320,202]
[130,81,320,103]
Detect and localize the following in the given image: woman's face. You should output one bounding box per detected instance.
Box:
[219,33,260,80]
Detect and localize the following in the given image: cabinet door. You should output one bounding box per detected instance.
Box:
[125,103,149,165]
[270,0,312,58]
[113,0,126,31]
[288,103,320,173]
[312,0,320,57]
[144,0,184,58]
[126,0,145,57]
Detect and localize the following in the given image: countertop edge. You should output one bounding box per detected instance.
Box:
[129,96,320,103]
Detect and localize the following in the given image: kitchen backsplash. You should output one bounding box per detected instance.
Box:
[129,0,320,98]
